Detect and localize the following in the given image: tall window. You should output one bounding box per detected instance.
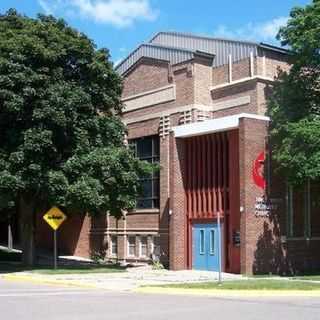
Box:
[130,136,160,209]
[287,180,320,238]
[287,184,306,237]
[310,181,320,237]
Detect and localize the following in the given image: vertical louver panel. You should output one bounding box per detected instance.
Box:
[185,132,229,219]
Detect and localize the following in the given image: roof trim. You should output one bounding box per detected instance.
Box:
[115,43,215,74]
[142,42,197,54]
[143,43,216,59]
[259,42,292,55]
[172,113,270,138]
[115,43,144,70]
[115,43,197,71]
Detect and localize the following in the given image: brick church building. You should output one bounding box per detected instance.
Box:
[36,32,320,274]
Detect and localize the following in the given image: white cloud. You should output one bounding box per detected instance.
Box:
[213,17,288,43]
[114,57,124,66]
[38,0,159,28]
[38,0,64,14]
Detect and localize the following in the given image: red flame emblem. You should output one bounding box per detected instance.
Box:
[252,151,266,190]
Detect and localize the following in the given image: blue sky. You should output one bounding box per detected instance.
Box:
[0,0,311,64]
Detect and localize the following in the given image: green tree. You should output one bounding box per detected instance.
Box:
[0,9,147,266]
[268,0,320,185]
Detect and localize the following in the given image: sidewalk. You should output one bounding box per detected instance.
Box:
[1,266,243,291]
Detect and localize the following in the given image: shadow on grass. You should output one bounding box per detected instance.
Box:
[0,250,21,262]
[0,261,126,274]
[0,249,126,274]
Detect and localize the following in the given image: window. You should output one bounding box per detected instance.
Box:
[209,229,215,255]
[199,229,205,254]
[310,181,320,237]
[130,136,160,209]
[128,236,136,257]
[287,180,320,238]
[287,184,306,237]
[140,236,148,257]
[111,236,117,256]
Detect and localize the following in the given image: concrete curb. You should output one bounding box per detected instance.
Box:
[2,274,99,290]
[135,286,320,297]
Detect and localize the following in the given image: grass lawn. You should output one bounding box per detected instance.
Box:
[293,275,320,281]
[155,279,320,291]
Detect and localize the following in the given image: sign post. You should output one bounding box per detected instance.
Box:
[43,207,67,269]
[54,230,57,270]
[217,210,222,284]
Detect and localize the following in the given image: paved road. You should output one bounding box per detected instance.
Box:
[1,279,320,320]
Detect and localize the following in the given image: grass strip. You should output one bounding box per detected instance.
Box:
[152,280,320,291]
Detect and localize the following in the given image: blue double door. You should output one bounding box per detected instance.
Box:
[192,223,221,271]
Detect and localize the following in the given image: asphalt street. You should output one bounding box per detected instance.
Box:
[0,279,320,320]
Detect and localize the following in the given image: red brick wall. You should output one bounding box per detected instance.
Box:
[232,58,251,81]
[238,117,270,274]
[36,211,91,258]
[169,133,187,269]
[194,57,213,105]
[122,58,170,98]
[213,63,229,86]
[257,49,291,80]
[286,240,320,273]
[211,81,258,118]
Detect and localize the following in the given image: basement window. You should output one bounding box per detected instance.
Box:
[151,235,161,259]
[128,236,136,257]
[111,236,117,256]
[140,236,148,257]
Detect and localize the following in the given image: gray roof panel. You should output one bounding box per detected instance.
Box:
[116,31,288,75]
[150,32,258,68]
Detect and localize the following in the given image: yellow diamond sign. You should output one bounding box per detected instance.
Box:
[43,207,67,230]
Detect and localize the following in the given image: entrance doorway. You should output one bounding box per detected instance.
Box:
[192,223,222,271]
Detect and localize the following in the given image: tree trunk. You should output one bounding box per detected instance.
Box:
[20,196,36,267]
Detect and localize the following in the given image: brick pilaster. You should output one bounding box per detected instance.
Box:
[169,132,187,270]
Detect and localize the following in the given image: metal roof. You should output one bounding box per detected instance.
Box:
[150,32,259,68]
[116,43,214,76]
[116,31,288,75]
